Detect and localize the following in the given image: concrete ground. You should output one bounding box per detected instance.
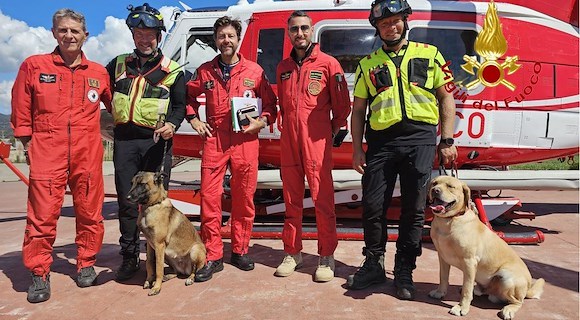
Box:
[0,162,578,320]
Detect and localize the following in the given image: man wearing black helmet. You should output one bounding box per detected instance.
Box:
[347,0,457,300]
[105,3,186,282]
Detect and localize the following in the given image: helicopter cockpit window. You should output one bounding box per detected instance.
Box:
[319,28,382,86]
[257,28,285,84]
[408,28,478,86]
[177,29,218,80]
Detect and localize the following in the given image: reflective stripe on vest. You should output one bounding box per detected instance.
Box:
[112,54,180,128]
[360,42,440,131]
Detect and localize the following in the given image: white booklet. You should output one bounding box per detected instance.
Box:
[231,97,262,132]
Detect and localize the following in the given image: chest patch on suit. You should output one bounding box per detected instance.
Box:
[204,80,214,90]
[87,89,99,103]
[280,71,291,81]
[309,70,323,80]
[39,73,57,83]
[308,80,322,95]
[88,78,100,88]
[243,78,255,88]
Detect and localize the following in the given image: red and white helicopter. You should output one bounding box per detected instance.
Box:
[4,0,578,243]
[149,0,579,243]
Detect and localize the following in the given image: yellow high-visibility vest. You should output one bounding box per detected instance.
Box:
[353,41,451,131]
[112,54,180,128]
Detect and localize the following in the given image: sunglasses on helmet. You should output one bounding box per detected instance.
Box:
[371,0,405,18]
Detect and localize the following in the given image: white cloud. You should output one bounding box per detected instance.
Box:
[0,80,14,115]
[0,13,55,73]
[83,16,133,65]
[0,6,178,115]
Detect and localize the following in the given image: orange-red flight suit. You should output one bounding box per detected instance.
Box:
[11,49,112,276]
[186,54,277,261]
[276,44,351,256]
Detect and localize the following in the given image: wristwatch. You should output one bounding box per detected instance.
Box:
[441,137,454,146]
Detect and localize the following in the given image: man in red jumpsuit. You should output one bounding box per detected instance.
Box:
[186,16,277,282]
[11,9,112,303]
[274,11,351,282]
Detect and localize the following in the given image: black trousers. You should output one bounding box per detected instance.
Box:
[113,138,172,258]
[361,144,436,258]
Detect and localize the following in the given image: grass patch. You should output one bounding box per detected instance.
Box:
[511,155,579,170]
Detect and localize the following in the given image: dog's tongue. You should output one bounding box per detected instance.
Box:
[430,205,445,213]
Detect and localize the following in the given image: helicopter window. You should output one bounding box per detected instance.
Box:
[180,30,218,79]
[408,28,478,85]
[257,28,285,84]
[319,28,382,85]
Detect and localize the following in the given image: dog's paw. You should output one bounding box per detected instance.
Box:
[498,304,520,320]
[429,289,446,299]
[449,304,470,316]
[143,280,152,289]
[148,287,161,296]
[163,274,177,282]
[185,278,194,286]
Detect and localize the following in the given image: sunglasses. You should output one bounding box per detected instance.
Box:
[289,25,311,33]
[126,13,163,29]
[371,0,404,18]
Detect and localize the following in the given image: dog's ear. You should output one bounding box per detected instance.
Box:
[154,172,167,186]
[462,181,471,208]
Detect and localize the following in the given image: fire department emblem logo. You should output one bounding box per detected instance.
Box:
[461,0,520,91]
[87,89,99,103]
[308,80,322,96]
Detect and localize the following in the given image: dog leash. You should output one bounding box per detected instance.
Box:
[158,139,169,175]
[438,160,458,178]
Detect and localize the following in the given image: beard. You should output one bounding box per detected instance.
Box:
[293,38,310,50]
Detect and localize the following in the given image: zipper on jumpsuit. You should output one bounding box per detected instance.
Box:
[67,71,73,176]
[293,62,304,162]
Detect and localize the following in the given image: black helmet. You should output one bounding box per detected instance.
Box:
[369,0,412,27]
[126,3,166,31]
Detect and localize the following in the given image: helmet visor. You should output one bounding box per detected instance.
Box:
[126,12,164,30]
[371,0,405,19]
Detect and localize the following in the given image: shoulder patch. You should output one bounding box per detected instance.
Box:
[280,71,291,81]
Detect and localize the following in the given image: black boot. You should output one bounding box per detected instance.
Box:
[27,273,50,303]
[115,256,140,281]
[346,248,387,290]
[231,253,255,271]
[195,259,224,282]
[394,254,417,300]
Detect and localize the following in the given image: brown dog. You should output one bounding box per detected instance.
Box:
[127,171,206,296]
[428,175,544,319]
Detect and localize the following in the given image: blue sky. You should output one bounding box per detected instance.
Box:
[0,0,240,114]
[0,1,239,36]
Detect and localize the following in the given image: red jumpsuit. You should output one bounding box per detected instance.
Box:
[276,45,351,256]
[11,49,112,276]
[186,54,277,261]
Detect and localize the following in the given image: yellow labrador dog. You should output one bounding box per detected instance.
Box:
[127,171,206,296]
[428,176,544,319]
